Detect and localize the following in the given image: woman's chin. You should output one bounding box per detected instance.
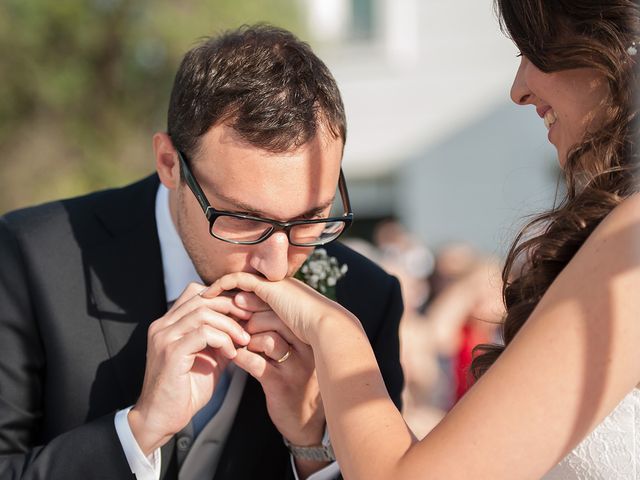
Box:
[554,145,569,169]
[557,153,567,169]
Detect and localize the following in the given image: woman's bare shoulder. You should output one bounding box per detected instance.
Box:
[574,192,640,268]
[598,192,640,231]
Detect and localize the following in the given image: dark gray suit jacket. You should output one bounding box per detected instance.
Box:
[0,175,404,479]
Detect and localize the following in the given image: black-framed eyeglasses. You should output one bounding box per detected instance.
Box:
[177,150,354,247]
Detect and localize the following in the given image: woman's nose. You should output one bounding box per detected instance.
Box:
[510,56,534,105]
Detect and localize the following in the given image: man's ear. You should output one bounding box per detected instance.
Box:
[153,132,180,190]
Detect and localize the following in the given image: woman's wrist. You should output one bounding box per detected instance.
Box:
[308,307,362,346]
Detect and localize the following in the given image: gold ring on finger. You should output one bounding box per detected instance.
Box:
[276,347,292,364]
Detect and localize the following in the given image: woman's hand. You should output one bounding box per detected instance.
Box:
[203,272,357,345]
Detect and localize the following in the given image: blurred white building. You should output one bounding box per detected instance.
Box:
[300,0,559,256]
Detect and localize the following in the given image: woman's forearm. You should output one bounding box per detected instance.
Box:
[310,313,416,480]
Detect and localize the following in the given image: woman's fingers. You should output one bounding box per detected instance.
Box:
[233,331,293,380]
[205,271,352,346]
[233,348,269,378]
[246,331,292,362]
[204,273,271,302]
[234,291,270,312]
[244,311,299,346]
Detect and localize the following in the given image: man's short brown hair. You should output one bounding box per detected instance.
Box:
[167,24,347,159]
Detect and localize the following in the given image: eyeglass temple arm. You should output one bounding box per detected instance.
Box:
[339,169,353,215]
[177,150,212,215]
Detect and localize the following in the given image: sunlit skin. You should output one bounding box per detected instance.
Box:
[510,56,611,166]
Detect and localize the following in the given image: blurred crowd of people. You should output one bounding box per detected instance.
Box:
[345,219,505,438]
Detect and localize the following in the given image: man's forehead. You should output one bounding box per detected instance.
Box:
[197,122,343,162]
[193,143,340,188]
[195,124,341,180]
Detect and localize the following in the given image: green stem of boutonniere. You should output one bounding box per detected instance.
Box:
[294,248,348,301]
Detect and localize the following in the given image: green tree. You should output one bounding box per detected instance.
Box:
[0,0,303,212]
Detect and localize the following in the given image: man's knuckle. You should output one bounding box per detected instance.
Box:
[148,319,162,337]
[163,342,177,361]
[150,329,167,350]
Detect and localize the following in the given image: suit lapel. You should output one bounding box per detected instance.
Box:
[85,175,167,405]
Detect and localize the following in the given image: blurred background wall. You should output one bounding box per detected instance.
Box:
[302,0,561,256]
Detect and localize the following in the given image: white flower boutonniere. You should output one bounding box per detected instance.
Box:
[295,248,348,300]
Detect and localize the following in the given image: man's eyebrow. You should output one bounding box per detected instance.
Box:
[298,198,336,219]
[213,191,336,220]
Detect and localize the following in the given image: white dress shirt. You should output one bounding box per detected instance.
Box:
[114,183,339,480]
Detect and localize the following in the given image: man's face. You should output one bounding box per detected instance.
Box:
[169,123,344,284]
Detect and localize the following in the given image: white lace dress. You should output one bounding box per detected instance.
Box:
[542,388,640,479]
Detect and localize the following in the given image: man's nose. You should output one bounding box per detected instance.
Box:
[248,231,290,281]
[510,56,533,105]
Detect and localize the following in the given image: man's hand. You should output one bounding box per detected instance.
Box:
[232,292,330,478]
[128,283,251,456]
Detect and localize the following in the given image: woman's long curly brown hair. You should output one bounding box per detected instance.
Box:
[471,0,640,379]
